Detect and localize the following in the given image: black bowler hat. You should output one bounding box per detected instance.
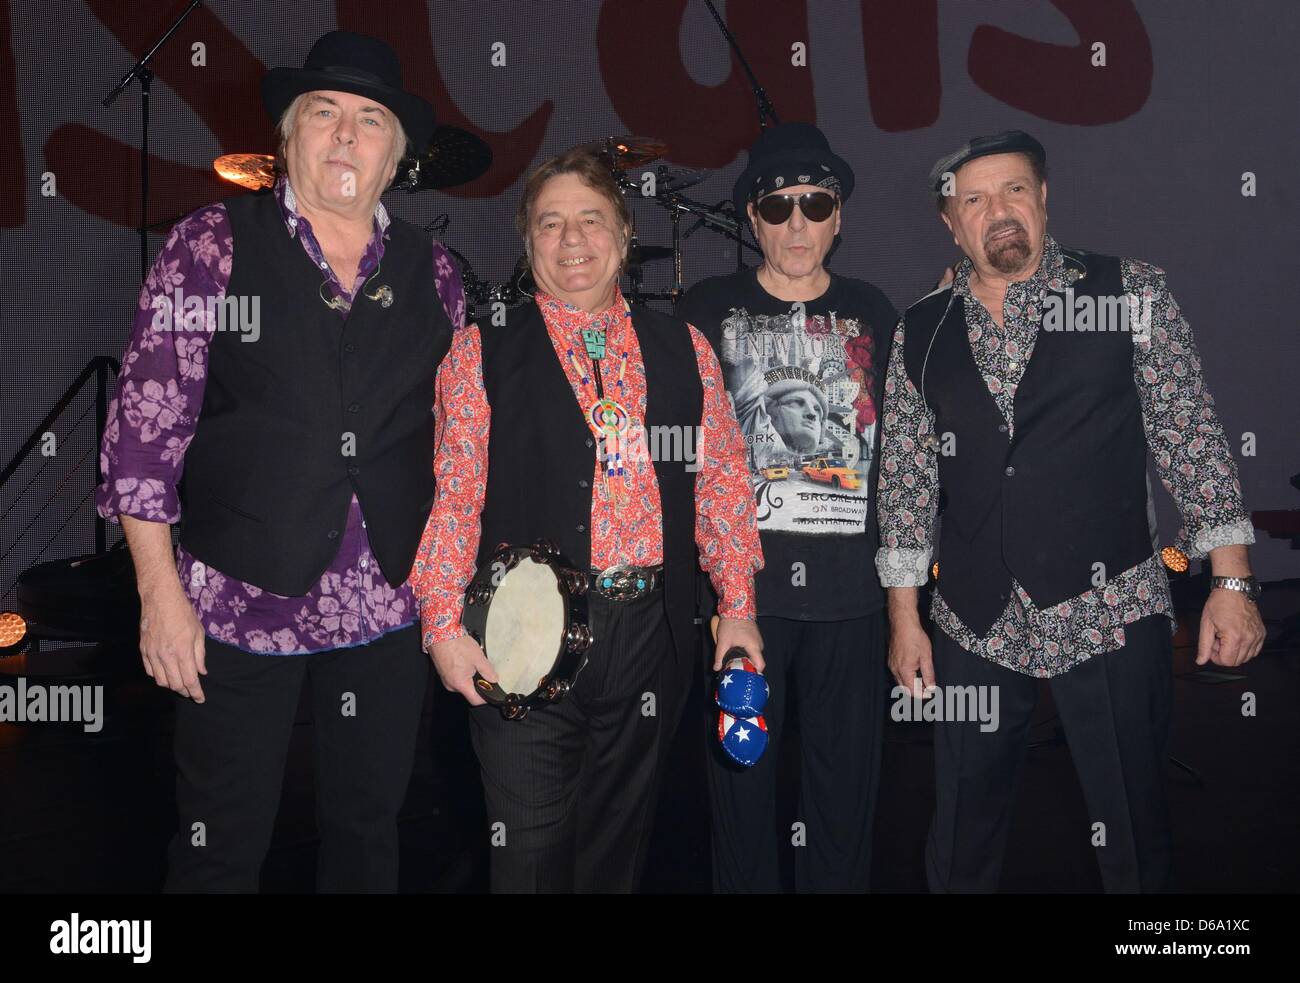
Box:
[731,122,855,219]
[927,130,1046,194]
[262,31,436,155]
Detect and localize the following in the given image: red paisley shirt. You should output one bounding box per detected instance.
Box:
[411,288,762,648]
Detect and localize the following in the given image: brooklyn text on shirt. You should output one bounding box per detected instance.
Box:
[1040,289,1154,337]
[149,287,262,343]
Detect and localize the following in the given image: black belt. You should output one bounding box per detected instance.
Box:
[589,564,665,601]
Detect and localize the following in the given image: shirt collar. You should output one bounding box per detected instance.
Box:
[952,233,1074,297]
[274,174,391,240]
[535,287,629,337]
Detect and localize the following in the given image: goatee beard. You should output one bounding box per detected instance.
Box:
[985,230,1032,275]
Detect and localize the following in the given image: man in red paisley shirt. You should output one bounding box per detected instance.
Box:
[411,148,763,893]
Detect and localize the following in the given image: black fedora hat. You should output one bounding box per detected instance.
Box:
[262,31,436,155]
[731,122,855,220]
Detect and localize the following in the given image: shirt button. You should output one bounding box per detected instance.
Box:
[576,524,586,532]
[578,479,589,488]
[585,438,594,449]
[348,402,360,413]
[1004,466,1016,477]
[320,261,328,269]
[327,529,339,539]
[344,343,356,353]
[360,558,368,569]
[998,423,1008,433]
[361,520,367,529]
[348,466,359,476]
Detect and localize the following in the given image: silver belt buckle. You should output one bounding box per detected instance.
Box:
[594,564,652,601]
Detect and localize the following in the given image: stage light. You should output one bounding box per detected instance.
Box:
[0,611,30,657]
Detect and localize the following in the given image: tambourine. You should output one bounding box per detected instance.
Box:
[461,541,594,720]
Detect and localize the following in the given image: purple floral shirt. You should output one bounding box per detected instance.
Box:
[97,177,466,654]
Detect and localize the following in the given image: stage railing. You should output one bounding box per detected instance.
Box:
[0,357,120,601]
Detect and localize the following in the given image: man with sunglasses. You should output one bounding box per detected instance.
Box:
[677,122,896,893]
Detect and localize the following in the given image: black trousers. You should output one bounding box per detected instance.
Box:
[164,623,428,893]
[926,614,1174,893]
[706,612,887,893]
[467,588,683,893]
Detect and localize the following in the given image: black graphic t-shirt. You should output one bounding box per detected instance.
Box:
[679,266,896,621]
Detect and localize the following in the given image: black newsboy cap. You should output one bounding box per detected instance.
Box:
[927,130,1046,194]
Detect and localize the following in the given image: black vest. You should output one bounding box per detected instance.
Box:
[178,190,452,595]
[901,247,1150,636]
[478,300,703,658]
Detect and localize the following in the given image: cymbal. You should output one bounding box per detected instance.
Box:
[213,153,275,191]
[390,125,493,191]
[584,135,669,169]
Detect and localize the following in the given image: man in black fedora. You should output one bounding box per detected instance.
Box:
[97,30,464,891]
[876,130,1265,891]
[678,122,897,892]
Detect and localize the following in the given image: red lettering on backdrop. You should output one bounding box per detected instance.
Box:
[861,0,940,131]
[596,0,815,169]
[32,0,1152,231]
[44,0,272,231]
[334,0,551,197]
[1,0,27,227]
[45,0,551,232]
[968,0,1151,124]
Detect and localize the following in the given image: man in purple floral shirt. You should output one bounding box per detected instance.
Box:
[97,32,463,892]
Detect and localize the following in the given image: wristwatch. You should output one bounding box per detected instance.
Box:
[1210,575,1261,603]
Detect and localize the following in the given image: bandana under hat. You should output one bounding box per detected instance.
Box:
[748,162,842,204]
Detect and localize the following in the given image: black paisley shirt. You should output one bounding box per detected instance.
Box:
[875,235,1253,677]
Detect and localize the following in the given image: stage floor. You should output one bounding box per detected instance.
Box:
[1,621,1296,893]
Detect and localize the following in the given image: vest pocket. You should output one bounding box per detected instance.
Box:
[205,492,265,523]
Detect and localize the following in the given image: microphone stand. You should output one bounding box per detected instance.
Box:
[700,0,780,131]
[102,0,204,282]
[699,0,777,271]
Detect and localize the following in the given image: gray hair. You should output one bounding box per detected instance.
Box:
[274,92,409,172]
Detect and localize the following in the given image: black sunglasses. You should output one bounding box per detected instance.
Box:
[755,191,838,224]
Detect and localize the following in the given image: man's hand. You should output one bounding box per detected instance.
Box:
[121,514,207,703]
[714,616,764,673]
[1197,588,1266,668]
[889,619,935,697]
[427,633,497,706]
[139,585,207,703]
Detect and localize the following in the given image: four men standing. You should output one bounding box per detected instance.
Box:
[99,31,1266,893]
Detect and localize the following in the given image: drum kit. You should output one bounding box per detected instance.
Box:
[212,131,757,717]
